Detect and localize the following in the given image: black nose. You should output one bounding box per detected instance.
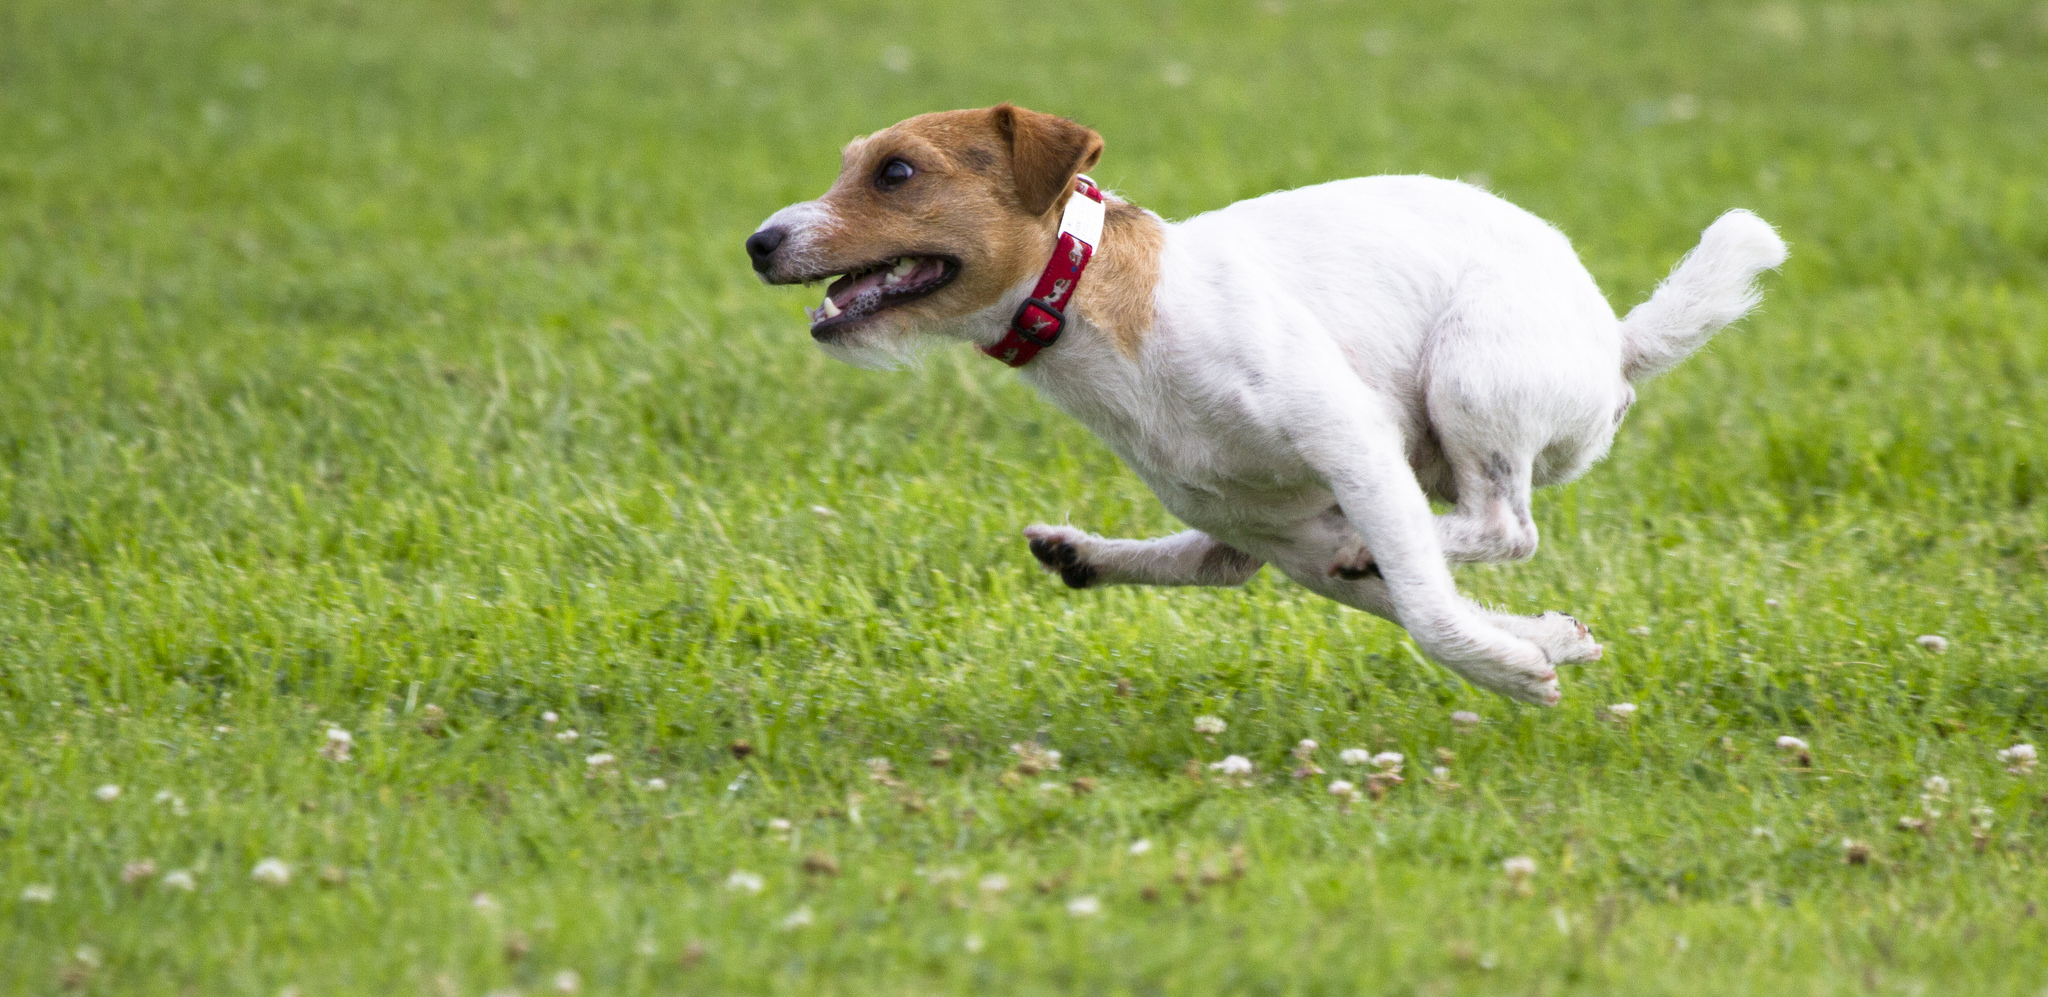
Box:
[745,227,787,273]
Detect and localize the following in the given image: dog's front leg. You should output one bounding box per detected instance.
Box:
[1022,525,1263,589]
[1296,409,1562,705]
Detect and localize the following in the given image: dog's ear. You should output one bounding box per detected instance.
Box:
[990,103,1103,216]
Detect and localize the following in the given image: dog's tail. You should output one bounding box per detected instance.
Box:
[1618,209,1787,383]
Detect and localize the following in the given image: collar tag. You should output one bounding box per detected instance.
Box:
[1060,173,1105,248]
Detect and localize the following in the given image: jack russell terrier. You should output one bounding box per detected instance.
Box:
[746,104,1785,705]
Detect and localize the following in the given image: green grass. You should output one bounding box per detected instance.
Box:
[4,0,2047,993]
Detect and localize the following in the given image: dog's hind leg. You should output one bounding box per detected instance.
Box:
[1435,445,1542,564]
[1322,442,1540,572]
[1023,525,1263,589]
[1286,525,1601,668]
[1288,408,1561,704]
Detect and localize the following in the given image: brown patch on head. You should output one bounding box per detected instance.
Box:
[769,104,1111,352]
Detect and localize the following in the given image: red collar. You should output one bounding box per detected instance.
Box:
[981,175,1106,367]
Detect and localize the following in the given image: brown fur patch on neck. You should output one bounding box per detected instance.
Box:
[1073,200,1163,358]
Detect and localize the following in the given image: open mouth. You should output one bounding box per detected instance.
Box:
[805,255,957,337]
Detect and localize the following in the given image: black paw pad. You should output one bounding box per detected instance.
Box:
[1028,536,1095,589]
[1028,537,1079,569]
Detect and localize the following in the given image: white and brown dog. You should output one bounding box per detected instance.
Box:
[747,104,1785,704]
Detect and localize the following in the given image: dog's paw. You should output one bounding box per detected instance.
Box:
[1463,657,1562,705]
[1426,635,1564,706]
[1023,524,1098,590]
[1513,669,1563,706]
[1327,537,1380,580]
[1531,612,1602,664]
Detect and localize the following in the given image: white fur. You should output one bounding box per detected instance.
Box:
[777,175,1785,704]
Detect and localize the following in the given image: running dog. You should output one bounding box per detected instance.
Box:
[745,104,1785,704]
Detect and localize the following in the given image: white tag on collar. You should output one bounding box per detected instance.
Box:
[1060,175,1105,249]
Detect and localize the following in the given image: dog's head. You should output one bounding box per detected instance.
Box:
[746,104,1103,367]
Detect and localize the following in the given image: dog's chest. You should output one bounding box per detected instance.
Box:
[1038,365,1334,536]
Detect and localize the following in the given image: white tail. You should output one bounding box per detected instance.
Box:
[1619,209,1788,383]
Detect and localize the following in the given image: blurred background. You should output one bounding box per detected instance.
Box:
[4,2,2048,992]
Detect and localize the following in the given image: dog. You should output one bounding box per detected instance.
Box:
[746,104,1785,704]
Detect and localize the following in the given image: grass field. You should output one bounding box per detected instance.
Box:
[5,0,2048,993]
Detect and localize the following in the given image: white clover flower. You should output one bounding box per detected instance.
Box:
[1451,711,1481,727]
[1971,805,1995,828]
[21,884,55,903]
[963,933,985,954]
[541,711,560,724]
[1294,739,1319,757]
[1501,856,1537,880]
[1192,715,1227,736]
[978,873,1011,893]
[551,968,582,993]
[121,859,157,885]
[1371,752,1404,772]
[1005,742,1062,774]
[319,728,353,762]
[1776,736,1809,753]
[1607,703,1638,720]
[161,869,196,892]
[780,906,814,930]
[153,789,176,804]
[724,870,764,894]
[1209,755,1253,776]
[1339,748,1371,766]
[555,728,579,743]
[251,858,291,887]
[767,818,793,834]
[643,777,667,791]
[93,784,121,802]
[471,891,499,911]
[1065,895,1102,917]
[583,752,615,768]
[1327,779,1357,799]
[1128,839,1153,856]
[1923,775,1950,797]
[1915,634,1949,654]
[1432,766,1452,781]
[1998,743,2037,773]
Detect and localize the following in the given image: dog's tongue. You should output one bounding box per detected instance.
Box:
[826,257,941,310]
[825,270,880,308]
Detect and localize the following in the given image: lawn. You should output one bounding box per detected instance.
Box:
[3,0,2047,993]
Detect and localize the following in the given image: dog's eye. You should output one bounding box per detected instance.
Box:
[875,158,916,190]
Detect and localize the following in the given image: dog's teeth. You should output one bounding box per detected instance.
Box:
[882,271,901,286]
[819,296,841,319]
[890,257,918,277]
